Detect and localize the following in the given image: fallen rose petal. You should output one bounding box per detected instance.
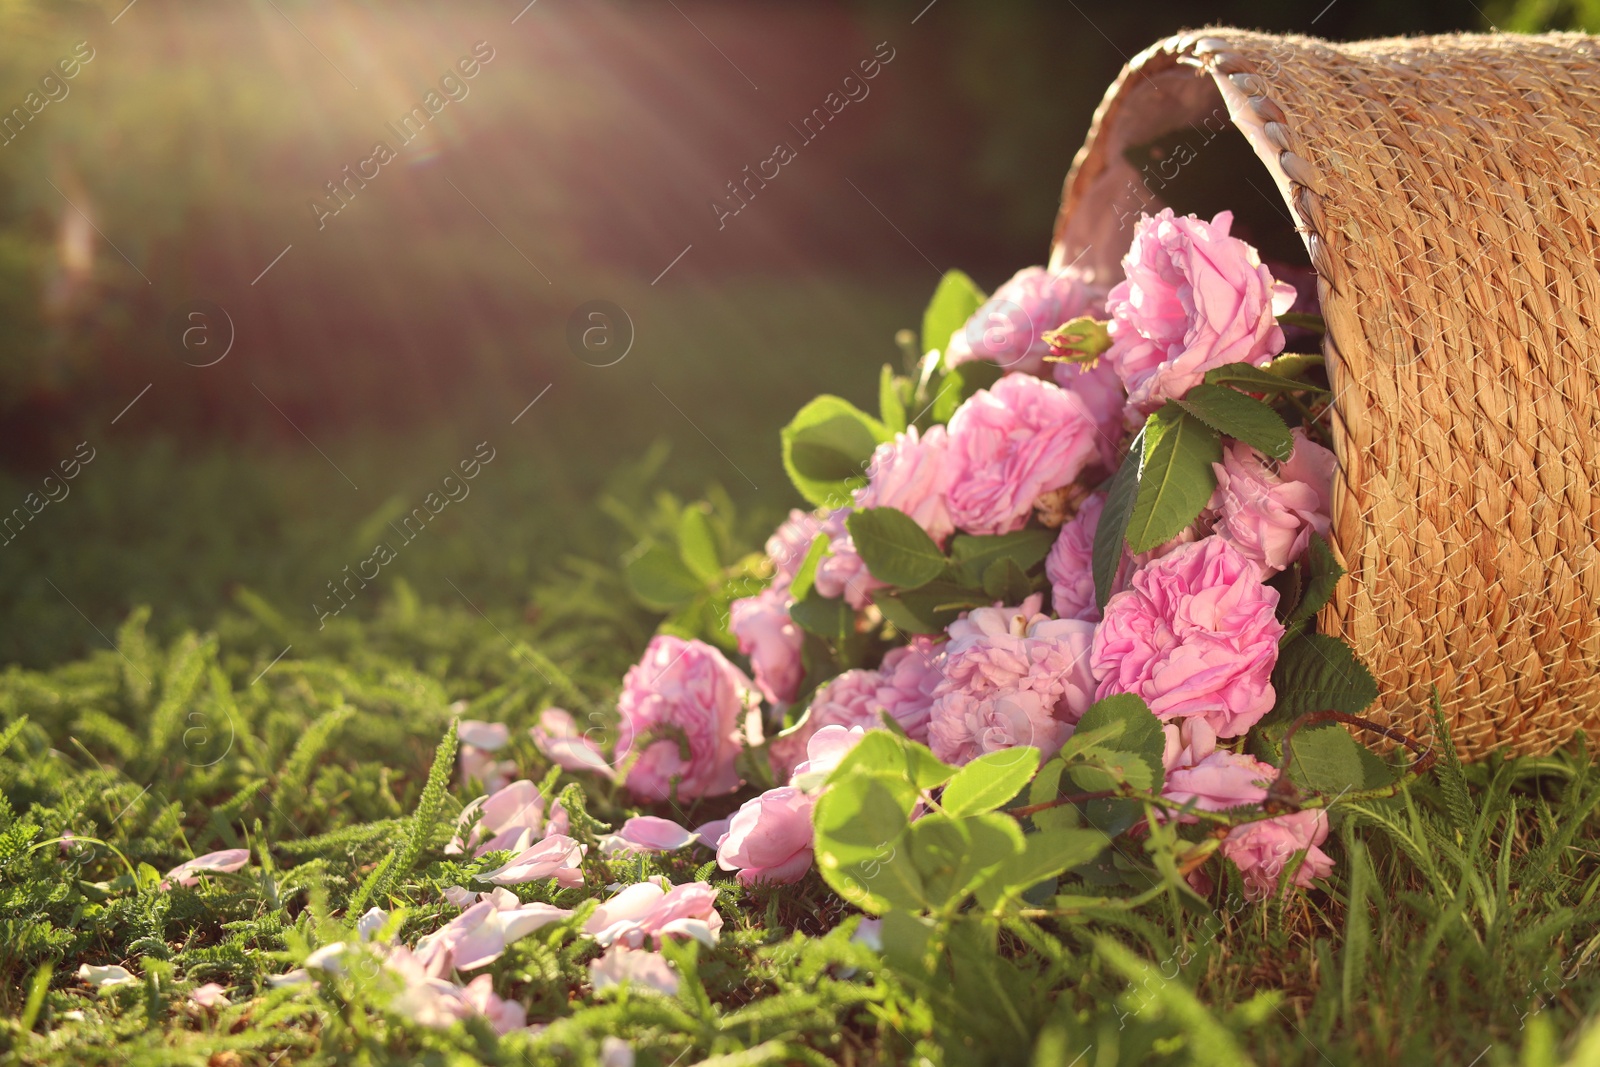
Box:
[692,817,732,849]
[531,709,617,778]
[589,945,679,996]
[357,906,391,943]
[188,982,229,1009]
[601,815,696,856]
[477,834,585,886]
[304,942,349,973]
[457,719,510,750]
[601,1035,636,1067]
[442,885,477,909]
[163,848,251,888]
[78,963,136,989]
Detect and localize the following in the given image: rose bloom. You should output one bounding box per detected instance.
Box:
[1221,810,1335,899]
[717,785,816,886]
[729,586,804,706]
[1091,537,1283,737]
[767,649,939,778]
[811,507,885,609]
[944,374,1100,535]
[1163,749,1277,812]
[927,688,1068,768]
[1210,429,1336,574]
[764,508,825,593]
[1105,209,1297,415]
[853,425,957,545]
[944,265,1099,377]
[1053,357,1127,472]
[1046,494,1105,623]
[616,635,759,801]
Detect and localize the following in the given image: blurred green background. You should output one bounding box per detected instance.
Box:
[0,0,1573,666]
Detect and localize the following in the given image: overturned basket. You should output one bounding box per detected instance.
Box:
[1048,29,1600,759]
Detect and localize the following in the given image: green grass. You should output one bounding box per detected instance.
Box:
[2,587,1600,1065]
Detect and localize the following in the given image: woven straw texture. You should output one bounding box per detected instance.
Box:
[1048,29,1600,759]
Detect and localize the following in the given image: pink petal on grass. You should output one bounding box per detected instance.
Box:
[457,720,511,750]
[163,848,250,888]
[601,816,696,855]
[531,710,616,778]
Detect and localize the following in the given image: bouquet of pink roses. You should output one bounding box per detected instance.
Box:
[508,207,1434,924]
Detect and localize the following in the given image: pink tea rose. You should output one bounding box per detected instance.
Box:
[812,507,884,609]
[764,508,825,593]
[163,848,250,889]
[590,945,679,996]
[945,374,1100,535]
[1052,356,1128,471]
[1209,430,1336,574]
[767,668,882,779]
[1091,537,1283,737]
[717,785,816,885]
[585,880,723,949]
[729,587,804,707]
[1105,209,1297,415]
[927,688,1065,768]
[1163,749,1277,813]
[615,635,758,801]
[1046,494,1105,623]
[1278,427,1337,511]
[937,596,1097,719]
[873,638,943,742]
[944,266,1099,377]
[1161,718,1219,772]
[788,724,867,786]
[853,425,957,544]
[1221,810,1334,899]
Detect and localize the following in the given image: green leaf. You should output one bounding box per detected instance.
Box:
[941,747,1041,817]
[1202,360,1329,395]
[1026,759,1080,831]
[911,812,1024,910]
[949,528,1056,587]
[788,593,857,660]
[787,533,829,604]
[1174,383,1294,460]
[981,558,1035,604]
[873,581,986,635]
[1066,694,1165,793]
[1093,434,1142,609]
[1277,312,1325,333]
[879,364,908,434]
[676,506,722,585]
[780,395,890,508]
[814,775,922,913]
[1286,533,1345,628]
[975,827,1109,908]
[1267,352,1326,376]
[930,359,1004,424]
[1285,723,1394,794]
[626,544,706,609]
[1270,633,1379,719]
[846,507,947,589]
[921,269,986,358]
[1125,404,1221,554]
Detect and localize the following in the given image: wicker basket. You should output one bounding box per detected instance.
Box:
[1048,29,1600,759]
